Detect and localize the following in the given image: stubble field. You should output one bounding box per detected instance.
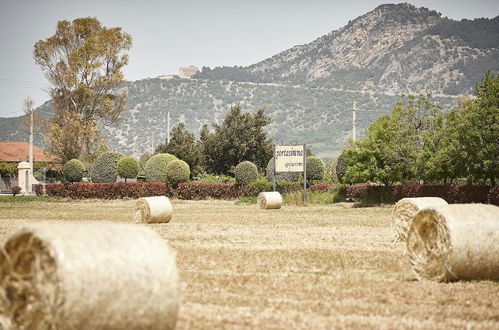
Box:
[0,198,498,329]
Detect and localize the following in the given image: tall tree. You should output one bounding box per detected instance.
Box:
[202,104,273,175]
[155,123,203,176]
[420,72,498,185]
[34,17,132,162]
[344,94,441,185]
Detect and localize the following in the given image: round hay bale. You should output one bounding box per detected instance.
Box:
[134,196,173,223]
[0,222,180,329]
[258,192,282,209]
[407,204,499,282]
[392,197,448,242]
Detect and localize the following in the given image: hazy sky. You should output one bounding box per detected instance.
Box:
[0,0,498,117]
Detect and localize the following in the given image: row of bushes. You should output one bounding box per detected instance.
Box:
[346,184,499,205]
[34,182,333,200]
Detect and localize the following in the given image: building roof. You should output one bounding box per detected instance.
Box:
[0,142,59,163]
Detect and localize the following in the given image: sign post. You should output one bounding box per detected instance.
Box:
[274,144,307,205]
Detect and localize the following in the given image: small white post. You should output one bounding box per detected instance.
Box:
[167,111,171,144]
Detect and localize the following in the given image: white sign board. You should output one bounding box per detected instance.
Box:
[275,145,304,172]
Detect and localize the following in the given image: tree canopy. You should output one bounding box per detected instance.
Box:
[342,72,498,186]
[155,123,203,177]
[344,94,441,185]
[202,105,273,175]
[34,17,132,162]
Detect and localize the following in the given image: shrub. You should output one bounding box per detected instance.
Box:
[266,157,300,182]
[336,151,348,183]
[234,161,258,185]
[144,153,178,182]
[333,184,348,203]
[12,186,21,196]
[63,159,85,183]
[330,158,339,183]
[175,182,250,200]
[309,184,334,193]
[195,173,236,184]
[306,156,325,181]
[488,186,499,205]
[166,159,190,184]
[117,156,139,182]
[91,151,124,183]
[276,181,302,194]
[39,182,172,199]
[346,184,496,205]
[249,178,273,196]
[0,162,17,177]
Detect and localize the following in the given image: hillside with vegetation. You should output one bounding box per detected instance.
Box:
[0,3,496,160]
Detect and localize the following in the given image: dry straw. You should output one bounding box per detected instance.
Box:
[258,192,283,209]
[0,222,180,329]
[134,196,173,223]
[407,204,499,282]
[392,197,448,242]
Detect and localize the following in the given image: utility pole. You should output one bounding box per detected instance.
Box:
[29,106,34,170]
[167,111,171,144]
[352,101,357,142]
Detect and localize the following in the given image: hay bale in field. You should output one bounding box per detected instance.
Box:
[407,204,499,282]
[258,192,282,209]
[134,196,173,223]
[392,197,448,242]
[0,222,180,329]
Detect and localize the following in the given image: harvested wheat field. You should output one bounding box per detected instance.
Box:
[1,198,498,329]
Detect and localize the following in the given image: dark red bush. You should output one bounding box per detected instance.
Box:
[11,186,22,196]
[308,184,334,193]
[347,184,497,205]
[39,182,171,199]
[487,186,499,205]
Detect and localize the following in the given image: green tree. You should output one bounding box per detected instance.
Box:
[202,105,273,175]
[117,156,139,182]
[420,72,498,185]
[344,94,441,185]
[63,159,85,183]
[34,17,132,162]
[156,123,203,176]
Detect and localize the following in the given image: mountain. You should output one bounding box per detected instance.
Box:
[199,4,498,95]
[1,3,497,160]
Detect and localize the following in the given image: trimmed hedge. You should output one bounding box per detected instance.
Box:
[309,184,334,192]
[117,156,139,181]
[234,161,258,186]
[175,183,251,200]
[336,151,348,184]
[144,153,178,182]
[63,159,85,183]
[35,182,251,200]
[166,159,190,184]
[92,151,124,183]
[36,182,171,199]
[346,184,498,205]
[306,156,325,181]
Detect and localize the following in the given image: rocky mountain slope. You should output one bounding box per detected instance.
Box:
[1,3,497,160]
[200,4,498,95]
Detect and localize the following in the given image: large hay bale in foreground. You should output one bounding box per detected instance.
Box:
[0,222,180,329]
[134,196,173,223]
[258,192,282,209]
[407,204,499,282]
[392,197,448,242]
